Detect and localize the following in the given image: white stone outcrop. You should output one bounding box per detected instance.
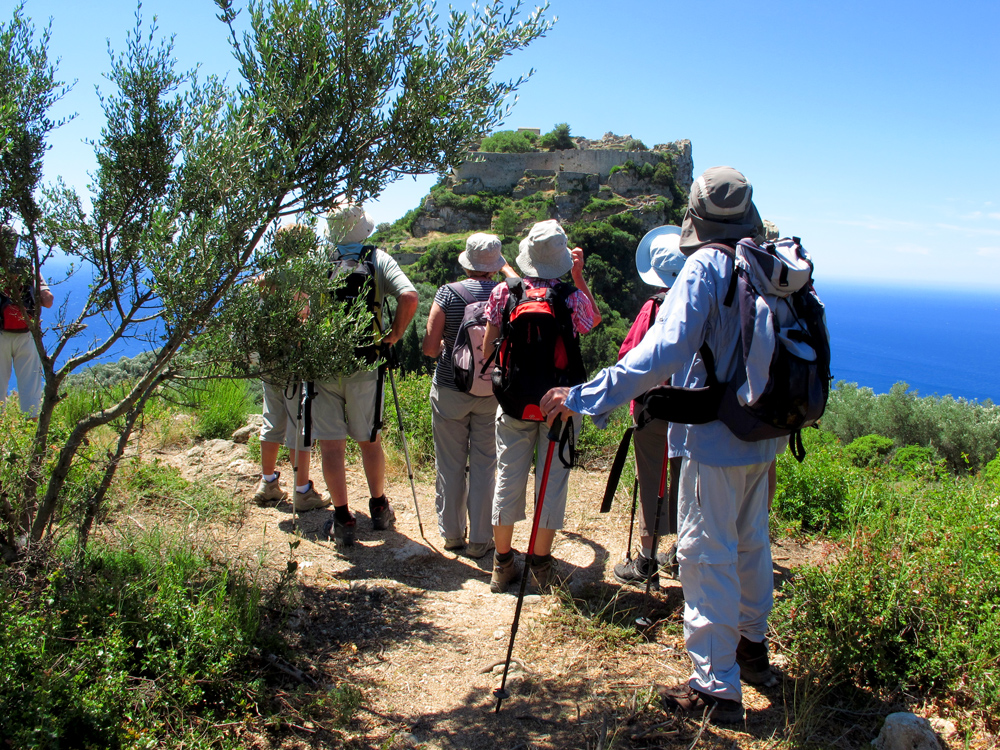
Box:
[871,713,942,750]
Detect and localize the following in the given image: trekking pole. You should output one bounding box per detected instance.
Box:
[290,379,304,535]
[636,434,671,629]
[625,469,639,563]
[494,416,566,714]
[387,367,426,540]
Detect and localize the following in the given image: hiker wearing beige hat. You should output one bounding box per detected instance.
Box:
[422,233,517,558]
[481,219,602,594]
[310,205,419,547]
[540,167,783,724]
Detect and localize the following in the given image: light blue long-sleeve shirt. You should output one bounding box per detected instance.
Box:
[565,246,781,467]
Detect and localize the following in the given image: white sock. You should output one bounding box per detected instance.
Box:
[262,473,277,483]
[296,482,312,494]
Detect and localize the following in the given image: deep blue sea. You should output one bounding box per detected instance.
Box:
[7,273,1000,404]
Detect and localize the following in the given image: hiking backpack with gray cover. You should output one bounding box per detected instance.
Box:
[637,237,831,461]
[447,282,495,397]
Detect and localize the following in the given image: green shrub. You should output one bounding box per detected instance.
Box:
[823,382,1000,474]
[985,452,1000,486]
[0,533,277,748]
[492,205,522,238]
[890,444,942,479]
[844,433,894,467]
[582,197,627,214]
[773,430,851,532]
[194,378,253,439]
[772,473,1000,713]
[382,372,434,470]
[539,122,574,151]
[479,129,538,153]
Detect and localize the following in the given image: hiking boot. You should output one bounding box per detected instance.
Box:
[490,552,521,594]
[465,540,495,559]
[444,536,466,551]
[613,554,659,590]
[253,472,287,506]
[323,510,357,547]
[659,684,745,725]
[292,483,330,512]
[657,543,679,579]
[736,635,777,686]
[369,496,395,531]
[528,556,557,594]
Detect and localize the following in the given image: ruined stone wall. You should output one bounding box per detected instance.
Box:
[451,138,692,194]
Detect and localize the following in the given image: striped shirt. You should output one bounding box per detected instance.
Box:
[432,278,500,391]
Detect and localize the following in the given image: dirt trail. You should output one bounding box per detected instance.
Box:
[150,436,842,749]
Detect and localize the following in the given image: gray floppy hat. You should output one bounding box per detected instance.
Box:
[679,166,763,254]
[516,220,573,279]
[636,225,686,288]
[326,205,375,244]
[458,233,505,273]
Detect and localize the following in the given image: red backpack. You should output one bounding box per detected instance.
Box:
[490,279,587,422]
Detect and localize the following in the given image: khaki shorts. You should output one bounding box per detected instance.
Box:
[311,370,383,443]
[260,379,304,449]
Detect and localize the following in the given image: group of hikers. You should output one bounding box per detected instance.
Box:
[251,166,830,724]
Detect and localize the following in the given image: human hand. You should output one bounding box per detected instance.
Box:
[570,247,585,280]
[540,386,576,427]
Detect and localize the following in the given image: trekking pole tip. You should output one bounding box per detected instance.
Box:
[493,686,510,713]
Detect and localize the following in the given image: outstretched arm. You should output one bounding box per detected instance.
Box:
[570,247,602,327]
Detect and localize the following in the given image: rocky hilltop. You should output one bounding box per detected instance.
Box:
[408,132,693,239]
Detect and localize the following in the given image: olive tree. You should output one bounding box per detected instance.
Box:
[0,0,552,560]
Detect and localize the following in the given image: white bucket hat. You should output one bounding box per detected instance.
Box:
[635,225,686,288]
[516,220,572,279]
[326,205,375,245]
[458,233,505,273]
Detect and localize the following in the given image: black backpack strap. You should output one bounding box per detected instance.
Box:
[600,426,634,513]
[557,417,575,469]
[303,381,317,448]
[370,362,386,443]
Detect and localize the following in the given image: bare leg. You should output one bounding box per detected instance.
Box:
[260,440,281,476]
[493,524,555,556]
[294,449,311,487]
[358,434,385,499]
[319,438,349,508]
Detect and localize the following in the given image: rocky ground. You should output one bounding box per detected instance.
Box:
[130,431,968,750]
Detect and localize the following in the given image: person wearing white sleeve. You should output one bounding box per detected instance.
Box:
[540,167,780,725]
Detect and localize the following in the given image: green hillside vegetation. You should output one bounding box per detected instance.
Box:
[3,376,1000,745]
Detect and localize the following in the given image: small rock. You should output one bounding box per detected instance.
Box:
[523,594,541,605]
[493,628,505,640]
[872,713,941,750]
[185,445,205,459]
[231,425,256,443]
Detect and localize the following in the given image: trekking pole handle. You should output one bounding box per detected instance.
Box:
[546,416,563,443]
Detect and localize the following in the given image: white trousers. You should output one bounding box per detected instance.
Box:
[430,384,498,545]
[676,458,773,702]
[0,332,43,417]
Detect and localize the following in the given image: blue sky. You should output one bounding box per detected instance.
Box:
[24,0,1000,289]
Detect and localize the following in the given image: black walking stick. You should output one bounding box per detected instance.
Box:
[494,417,567,713]
[636,434,671,629]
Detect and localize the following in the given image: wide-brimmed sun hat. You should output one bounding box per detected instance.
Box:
[458,233,505,273]
[516,220,572,279]
[636,225,686,288]
[326,205,375,245]
[679,166,764,254]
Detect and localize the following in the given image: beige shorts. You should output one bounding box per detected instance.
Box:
[310,370,383,443]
